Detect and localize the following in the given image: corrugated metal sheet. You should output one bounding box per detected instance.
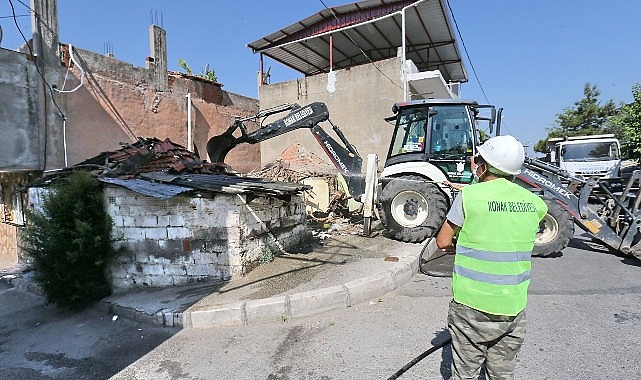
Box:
[99,177,192,200]
[247,0,466,83]
[141,172,310,198]
[28,138,309,200]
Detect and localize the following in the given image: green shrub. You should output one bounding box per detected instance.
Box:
[22,171,118,309]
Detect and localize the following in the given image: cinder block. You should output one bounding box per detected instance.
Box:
[289,286,348,319]
[245,296,288,324]
[142,263,165,276]
[142,215,159,227]
[344,272,395,306]
[189,302,246,328]
[122,215,135,226]
[122,227,145,240]
[111,215,124,227]
[157,215,171,227]
[185,263,213,276]
[167,226,191,239]
[150,275,175,287]
[110,276,135,289]
[144,227,167,240]
[167,214,185,227]
[134,250,151,263]
[162,263,186,276]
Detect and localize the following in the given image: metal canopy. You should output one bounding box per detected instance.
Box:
[247,0,467,84]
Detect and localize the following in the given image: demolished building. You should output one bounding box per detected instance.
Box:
[28,138,313,290]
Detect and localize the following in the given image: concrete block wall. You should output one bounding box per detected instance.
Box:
[104,185,309,291]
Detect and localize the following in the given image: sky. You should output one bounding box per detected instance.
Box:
[1,0,639,155]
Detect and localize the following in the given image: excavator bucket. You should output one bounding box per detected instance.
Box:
[206,131,238,164]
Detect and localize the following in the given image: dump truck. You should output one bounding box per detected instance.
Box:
[545,134,622,179]
[206,100,641,261]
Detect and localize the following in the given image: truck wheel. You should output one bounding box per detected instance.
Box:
[379,176,448,243]
[533,198,574,257]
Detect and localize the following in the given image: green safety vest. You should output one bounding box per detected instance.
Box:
[453,179,548,316]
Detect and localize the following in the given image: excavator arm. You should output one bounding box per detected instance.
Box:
[206,102,365,199]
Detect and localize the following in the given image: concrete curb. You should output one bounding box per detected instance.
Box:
[3,240,429,329]
[100,301,183,328]
[182,248,423,329]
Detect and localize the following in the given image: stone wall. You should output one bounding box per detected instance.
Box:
[104,185,309,291]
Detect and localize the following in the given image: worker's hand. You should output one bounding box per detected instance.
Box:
[441,245,456,255]
[442,180,462,190]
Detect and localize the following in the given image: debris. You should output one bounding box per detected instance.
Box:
[112,315,118,321]
[384,256,400,262]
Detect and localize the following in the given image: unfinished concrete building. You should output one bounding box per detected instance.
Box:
[248,0,468,169]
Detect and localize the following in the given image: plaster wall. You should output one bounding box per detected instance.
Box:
[0,48,43,171]
[60,47,261,173]
[104,186,309,290]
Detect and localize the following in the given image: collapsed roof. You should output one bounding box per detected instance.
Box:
[29,138,310,200]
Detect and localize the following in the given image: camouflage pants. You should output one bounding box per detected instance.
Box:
[448,300,526,380]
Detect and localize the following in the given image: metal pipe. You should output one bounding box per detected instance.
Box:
[329,34,333,71]
[186,92,192,152]
[401,7,407,101]
[63,117,68,167]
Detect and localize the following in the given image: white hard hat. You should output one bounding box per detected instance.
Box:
[476,135,525,175]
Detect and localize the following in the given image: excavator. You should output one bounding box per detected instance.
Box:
[206,100,641,261]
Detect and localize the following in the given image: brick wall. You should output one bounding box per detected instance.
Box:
[0,223,19,268]
[104,185,309,291]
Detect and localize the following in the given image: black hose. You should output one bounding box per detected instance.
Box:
[418,236,436,275]
[387,337,452,379]
[418,235,452,277]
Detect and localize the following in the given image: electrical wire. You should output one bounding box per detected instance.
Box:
[55,44,85,93]
[0,13,29,18]
[445,0,490,104]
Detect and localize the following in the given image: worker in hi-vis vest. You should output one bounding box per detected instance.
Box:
[437,135,547,380]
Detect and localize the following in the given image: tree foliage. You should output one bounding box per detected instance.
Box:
[534,83,617,152]
[612,84,641,161]
[21,171,117,309]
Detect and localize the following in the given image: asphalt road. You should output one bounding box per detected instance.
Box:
[2,230,641,379]
[0,283,178,379]
[113,232,641,380]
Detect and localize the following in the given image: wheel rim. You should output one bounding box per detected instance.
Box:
[536,213,559,245]
[390,190,429,228]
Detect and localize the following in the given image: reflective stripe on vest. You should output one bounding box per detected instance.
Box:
[452,179,547,316]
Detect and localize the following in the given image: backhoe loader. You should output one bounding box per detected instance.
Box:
[206,100,641,261]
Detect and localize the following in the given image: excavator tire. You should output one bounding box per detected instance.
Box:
[379,176,448,243]
[533,198,574,257]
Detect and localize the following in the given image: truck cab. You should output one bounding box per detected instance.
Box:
[377,99,499,242]
[382,98,497,185]
[547,135,621,179]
